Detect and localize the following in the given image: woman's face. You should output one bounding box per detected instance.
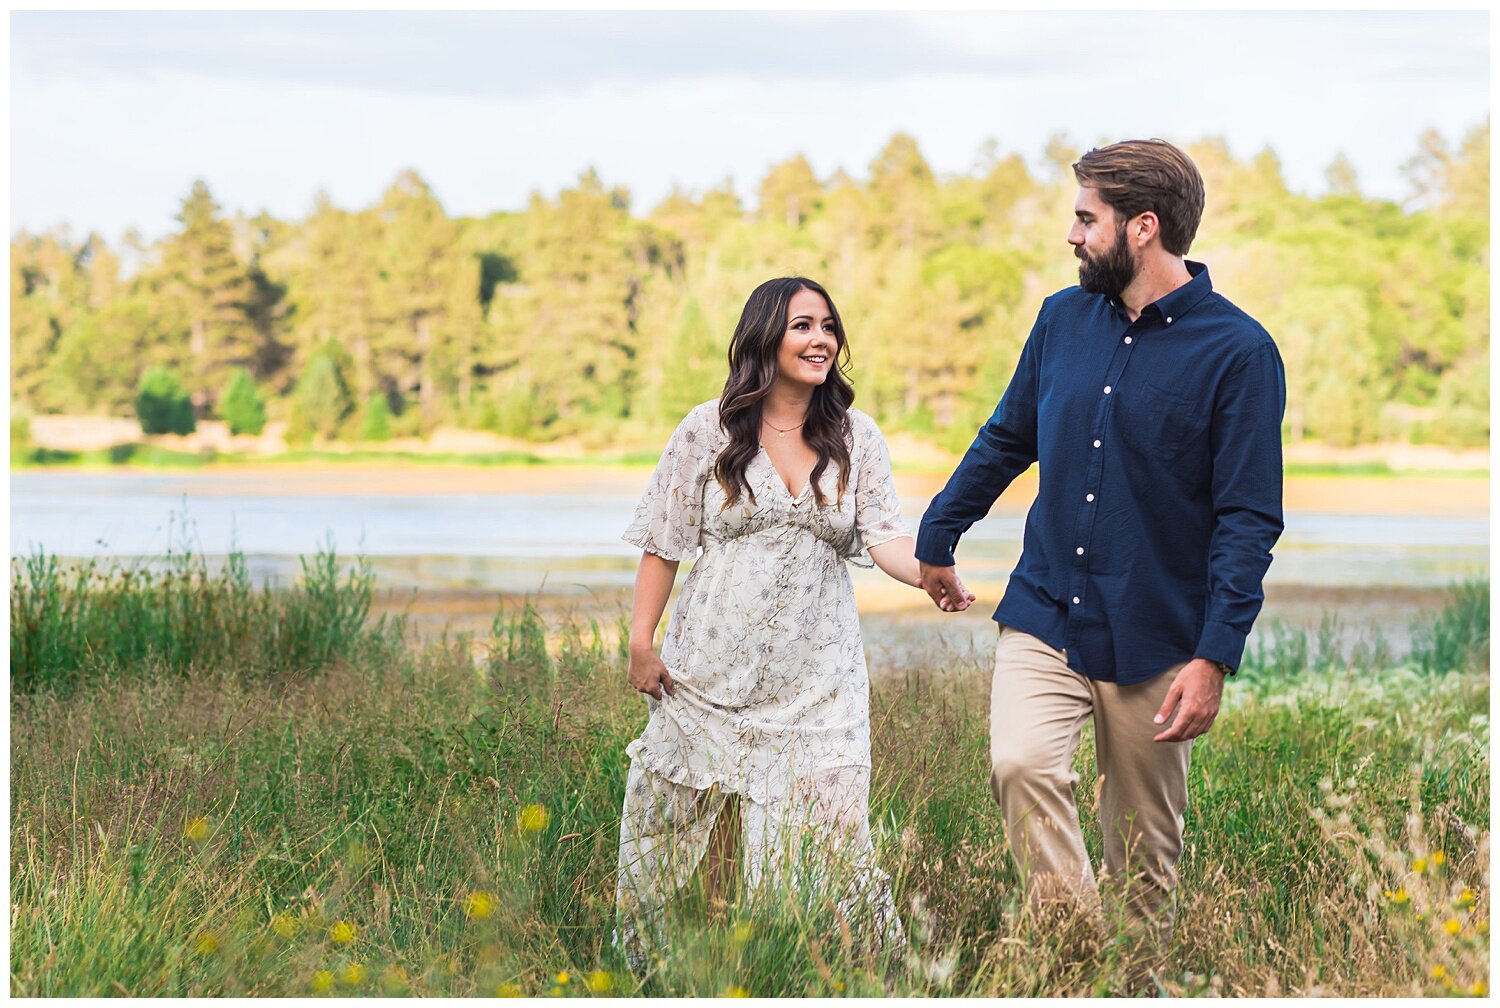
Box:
[775,288,838,391]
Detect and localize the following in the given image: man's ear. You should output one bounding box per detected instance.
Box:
[1133,211,1160,248]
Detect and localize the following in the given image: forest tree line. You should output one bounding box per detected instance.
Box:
[9,125,1489,454]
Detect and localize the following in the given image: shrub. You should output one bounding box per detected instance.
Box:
[218,367,267,436]
[357,392,392,442]
[135,366,196,436]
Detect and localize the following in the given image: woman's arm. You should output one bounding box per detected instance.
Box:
[627,550,680,699]
[869,535,976,608]
[866,535,920,588]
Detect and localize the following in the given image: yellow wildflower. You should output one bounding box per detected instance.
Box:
[723,985,750,997]
[192,931,220,956]
[549,987,563,997]
[556,971,571,985]
[1430,965,1447,980]
[1477,920,1489,936]
[380,965,410,994]
[586,969,613,993]
[184,817,210,843]
[1470,981,1488,996]
[311,970,335,994]
[521,804,551,832]
[1432,851,1447,867]
[328,920,357,945]
[1458,888,1476,909]
[1413,857,1428,873]
[836,980,846,991]
[340,962,369,987]
[465,890,496,920]
[1443,918,1462,936]
[496,981,525,997]
[270,912,300,939]
[1391,889,1410,905]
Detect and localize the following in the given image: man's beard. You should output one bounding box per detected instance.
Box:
[1077,225,1138,298]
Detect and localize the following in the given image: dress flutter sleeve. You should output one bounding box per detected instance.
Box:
[851,411,912,553]
[623,407,712,562]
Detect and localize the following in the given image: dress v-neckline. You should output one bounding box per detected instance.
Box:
[758,443,812,502]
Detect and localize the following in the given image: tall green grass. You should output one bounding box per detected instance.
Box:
[10,543,403,696]
[9,570,1490,996]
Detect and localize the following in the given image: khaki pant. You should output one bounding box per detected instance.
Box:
[989,626,1192,939]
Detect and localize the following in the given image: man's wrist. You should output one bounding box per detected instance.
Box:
[1193,656,1234,677]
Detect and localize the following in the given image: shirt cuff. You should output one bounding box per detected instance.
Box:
[914,526,957,567]
[1194,620,1247,672]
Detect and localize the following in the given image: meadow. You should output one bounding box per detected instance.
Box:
[9,549,1490,997]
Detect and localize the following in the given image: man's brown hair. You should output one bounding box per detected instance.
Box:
[1072,139,1205,256]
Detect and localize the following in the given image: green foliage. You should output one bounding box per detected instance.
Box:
[11,405,33,457]
[218,367,268,436]
[290,348,352,442]
[1411,580,1490,676]
[9,541,398,697]
[135,365,197,436]
[8,125,1491,452]
[356,392,393,442]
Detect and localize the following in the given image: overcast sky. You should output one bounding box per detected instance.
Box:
[10,10,1490,244]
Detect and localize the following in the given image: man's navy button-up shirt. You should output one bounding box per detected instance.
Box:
[916,261,1286,685]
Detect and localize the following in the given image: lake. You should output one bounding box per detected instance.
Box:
[9,465,1488,664]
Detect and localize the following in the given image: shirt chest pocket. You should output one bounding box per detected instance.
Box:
[1117,379,1208,474]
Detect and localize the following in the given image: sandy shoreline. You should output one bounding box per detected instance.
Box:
[376,580,1460,648]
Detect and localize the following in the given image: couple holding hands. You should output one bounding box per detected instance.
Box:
[614,138,1286,974]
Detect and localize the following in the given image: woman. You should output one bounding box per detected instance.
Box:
[613,277,971,971]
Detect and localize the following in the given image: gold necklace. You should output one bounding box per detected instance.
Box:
[761,416,806,438]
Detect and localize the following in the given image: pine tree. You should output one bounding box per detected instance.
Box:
[152,181,261,409]
[219,367,268,436]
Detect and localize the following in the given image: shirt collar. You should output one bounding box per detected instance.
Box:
[1106,260,1214,325]
[1152,260,1214,324]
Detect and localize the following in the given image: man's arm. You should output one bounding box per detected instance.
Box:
[916,305,1047,606]
[1194,340,1287,671]
[1154,340,1286,743]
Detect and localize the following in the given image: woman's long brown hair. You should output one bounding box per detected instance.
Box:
[714,277,854,509]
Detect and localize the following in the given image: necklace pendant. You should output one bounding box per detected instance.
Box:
[778,430,785,438]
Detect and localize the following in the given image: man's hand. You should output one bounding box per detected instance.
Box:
[1152,658,1226,742]
[627,646,676,701]
[918,561,976,612]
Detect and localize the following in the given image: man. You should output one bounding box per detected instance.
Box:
[917,139,1285,945]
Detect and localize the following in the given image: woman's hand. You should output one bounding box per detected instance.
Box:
[627,646,676,700]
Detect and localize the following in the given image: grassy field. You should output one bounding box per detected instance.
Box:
[9,551,1490,997]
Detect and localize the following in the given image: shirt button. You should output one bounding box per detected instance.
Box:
[1086,493,1095,502]
[1166,316,1173,324]
[1103,385,1112,394]
[1093,439,1101,448]
[1076,546,1085,555]
[1124,336,1133,344]
[1072,596,1081,605]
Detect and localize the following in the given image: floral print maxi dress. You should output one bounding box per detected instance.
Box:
[614,400,910,971]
